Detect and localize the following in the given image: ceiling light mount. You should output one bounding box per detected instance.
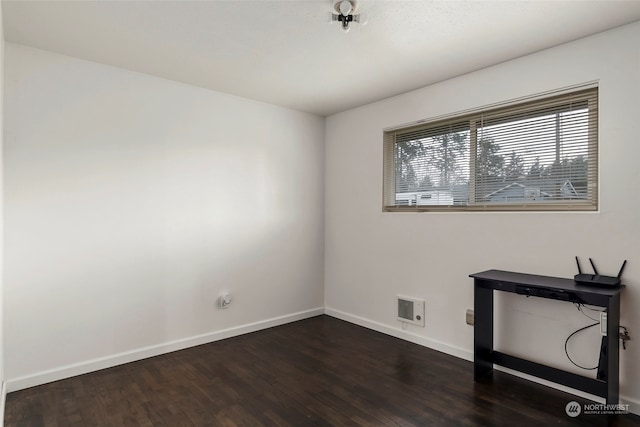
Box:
[331,0,366,32]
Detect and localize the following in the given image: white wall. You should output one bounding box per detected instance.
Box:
[3,43,325,388]
[325,22,640,410]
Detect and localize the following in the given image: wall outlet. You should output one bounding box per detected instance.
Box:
[220,292,232,309]
[466,309,474,326]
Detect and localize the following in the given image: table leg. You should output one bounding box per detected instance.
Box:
[474,281,494,381]
[606,294,620,405]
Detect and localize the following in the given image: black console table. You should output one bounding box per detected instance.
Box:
[470,270,624,404]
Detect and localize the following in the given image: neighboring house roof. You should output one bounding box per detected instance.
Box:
[484,182,526,199]
[560,180,580,198]
[483,182,551,199]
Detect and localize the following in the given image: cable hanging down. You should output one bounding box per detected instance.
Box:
[564,322,600,370]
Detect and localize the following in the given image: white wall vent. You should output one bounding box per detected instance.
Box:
[396,296,425,327]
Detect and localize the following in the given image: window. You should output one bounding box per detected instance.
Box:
[383,86,598,211]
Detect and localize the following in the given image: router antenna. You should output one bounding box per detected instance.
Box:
[617,260,627,279]
[589,258,599,275]
[575,256,583,274]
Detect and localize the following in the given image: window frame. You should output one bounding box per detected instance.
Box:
[383,86,598,212]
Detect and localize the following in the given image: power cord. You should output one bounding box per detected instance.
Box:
[564,321,599,370]
[573,302,604,322]
[566,304,631,369]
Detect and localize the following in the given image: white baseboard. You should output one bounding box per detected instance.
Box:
[621,396,640,418]
[324,307,640,416]
[6,307,324,392]
[0,380,6,427]
[324,307,473,361]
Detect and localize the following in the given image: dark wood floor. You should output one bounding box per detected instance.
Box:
[5,315,640,426]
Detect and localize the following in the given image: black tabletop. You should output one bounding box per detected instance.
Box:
[470,269,624,297]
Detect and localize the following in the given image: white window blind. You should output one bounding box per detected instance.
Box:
[383,87,598,211]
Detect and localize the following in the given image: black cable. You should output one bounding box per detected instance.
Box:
[564,322,599,370]
[581,304,606,313]
[575,303,601,322]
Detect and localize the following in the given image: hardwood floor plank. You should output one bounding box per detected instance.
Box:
[5,315,640,426]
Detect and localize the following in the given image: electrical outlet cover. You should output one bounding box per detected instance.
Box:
[220,292,232,309]
[466,309,475,326]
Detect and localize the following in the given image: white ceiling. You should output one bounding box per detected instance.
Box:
[3,1,640,116]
